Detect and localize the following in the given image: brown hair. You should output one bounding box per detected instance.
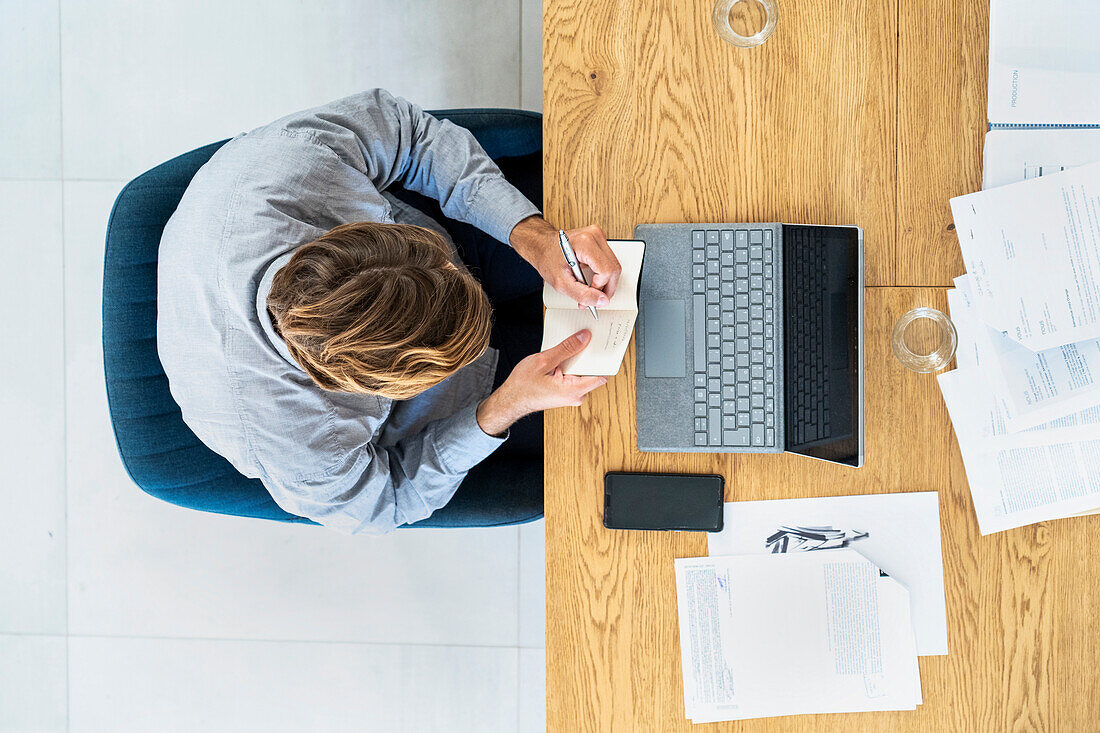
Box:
[266,222,492,400]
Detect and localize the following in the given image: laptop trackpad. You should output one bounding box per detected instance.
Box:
[643,299,686,377]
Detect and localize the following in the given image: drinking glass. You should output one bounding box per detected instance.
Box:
[712,0,779,48]
[892,307,957,373]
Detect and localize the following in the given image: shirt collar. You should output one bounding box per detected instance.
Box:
[255,251,305,371]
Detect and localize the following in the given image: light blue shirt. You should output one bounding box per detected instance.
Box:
[157,89,541,534]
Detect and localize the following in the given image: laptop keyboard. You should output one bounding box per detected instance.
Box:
[785,227,832,445]
[691,228,777,448]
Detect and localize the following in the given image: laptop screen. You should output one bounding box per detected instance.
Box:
[781,225,862,466]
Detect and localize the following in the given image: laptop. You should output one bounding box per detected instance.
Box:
[634,223,864,467]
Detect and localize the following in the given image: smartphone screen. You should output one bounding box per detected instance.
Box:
[603,472,724,532]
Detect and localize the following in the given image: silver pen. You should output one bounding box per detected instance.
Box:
[558,230,599,320]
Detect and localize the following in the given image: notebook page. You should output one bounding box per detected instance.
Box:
[540,307,637,376]
[542,240,646,312]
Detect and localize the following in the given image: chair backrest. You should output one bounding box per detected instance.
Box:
[103,109,542,526]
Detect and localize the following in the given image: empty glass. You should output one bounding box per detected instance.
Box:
[712,0,778,48]
[892,308,957,373]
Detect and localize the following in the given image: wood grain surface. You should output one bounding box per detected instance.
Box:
[543,0,897,283]
[897,0,988,285]
[542,1,1100,730]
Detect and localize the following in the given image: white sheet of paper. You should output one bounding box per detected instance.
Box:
[949,275,1100,431]
[979,325,1100,427]
[987,0,1100,125]
[675,551,921,723]
[942,294,1100,442]
[983,129,1100,190]
[944,279,1100,442]
[706,492,947,657]
[949,161,1100,351]
[938,367,1100,534]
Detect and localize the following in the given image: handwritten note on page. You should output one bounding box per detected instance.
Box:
[540,240,645,375]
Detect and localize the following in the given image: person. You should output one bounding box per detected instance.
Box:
[157,89,621,534]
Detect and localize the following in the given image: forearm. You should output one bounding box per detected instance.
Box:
[476,385,531,437]
[510,215,558,261]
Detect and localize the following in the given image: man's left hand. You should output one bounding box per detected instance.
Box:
[510,216,622,308]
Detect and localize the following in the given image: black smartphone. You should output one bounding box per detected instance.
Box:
[603,472,724,532]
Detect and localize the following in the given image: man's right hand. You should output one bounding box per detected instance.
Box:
[475,330,608,437]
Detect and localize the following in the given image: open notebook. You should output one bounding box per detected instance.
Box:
[540,239,646,376]
[984,0,1100,188]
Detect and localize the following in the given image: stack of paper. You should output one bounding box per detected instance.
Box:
[674,549,923,723]
[942,0,1100,533]
[940,276,1100,533]
[708,492,948,657]
[943,158,1100,533]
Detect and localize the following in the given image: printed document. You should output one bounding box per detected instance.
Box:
[675,551,921,723]
[938,368,1100,534]
[949,275,1100,431]
[949,161,1100,351]
[983,129,1100,190]
[987,0,1100,125]
[707,492,947,656]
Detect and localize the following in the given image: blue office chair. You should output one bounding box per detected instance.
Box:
[103,109,544,528]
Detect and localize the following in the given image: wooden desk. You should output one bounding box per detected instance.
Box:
[542,0,1100,730]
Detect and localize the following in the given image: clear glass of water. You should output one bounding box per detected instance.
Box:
[892,307,957,373]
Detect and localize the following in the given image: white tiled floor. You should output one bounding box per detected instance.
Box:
[0,182,67,636]
[59,0,525,181]
[518,522,546,648]
[521,0,543,112]
[68,638,519,732]
[0,636,68,732]
[0,1,61,178]
[1,1,544,730]
[518,648,547,732]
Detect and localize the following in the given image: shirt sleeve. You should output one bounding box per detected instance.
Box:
[259,401,509,535]
[282,88,541,244]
